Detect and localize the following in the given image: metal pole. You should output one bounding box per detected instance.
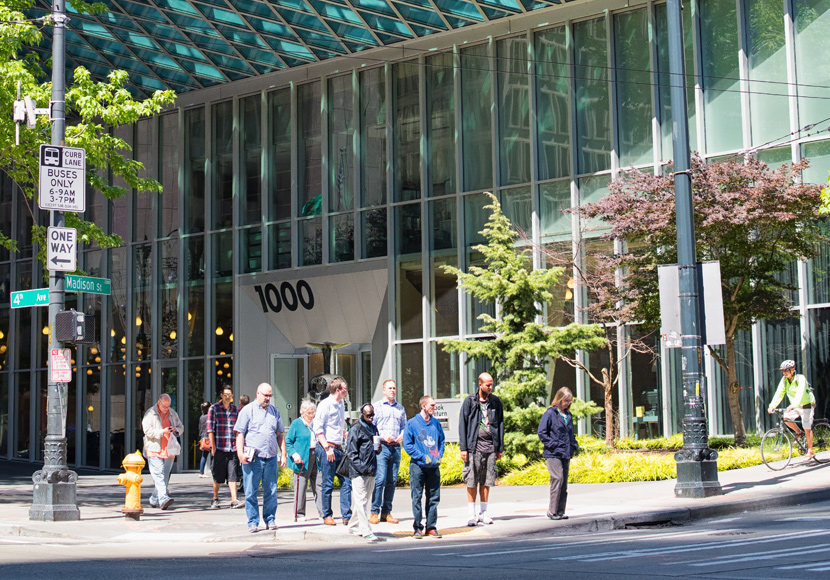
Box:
[30,0,80,521]
[667,0,721,498]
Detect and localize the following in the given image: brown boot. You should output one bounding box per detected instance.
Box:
[323,517,336,526]
[369,513,379,524]
[381,513,399,524]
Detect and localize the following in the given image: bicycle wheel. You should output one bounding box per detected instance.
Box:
[810,421,830,464]
[761,429,792,470]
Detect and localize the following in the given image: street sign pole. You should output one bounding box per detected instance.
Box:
[30,0,79,522]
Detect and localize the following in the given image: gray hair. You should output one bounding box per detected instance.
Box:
[299,400,316,415]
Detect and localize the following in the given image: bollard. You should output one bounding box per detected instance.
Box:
[117,450,145,521]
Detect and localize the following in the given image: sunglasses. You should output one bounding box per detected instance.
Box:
[363,412,375,417]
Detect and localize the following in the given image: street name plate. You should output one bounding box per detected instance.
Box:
[46,226,77,272]
[65,275,111,295]
[50,348,72,383]
[10,288,49,308]
[38,144,86,213]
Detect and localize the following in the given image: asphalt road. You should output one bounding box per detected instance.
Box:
[2,500,829,579]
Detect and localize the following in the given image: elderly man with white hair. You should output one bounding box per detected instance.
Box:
[234,383,287,533]
[142,393,184,510]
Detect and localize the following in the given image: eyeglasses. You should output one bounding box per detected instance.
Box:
[426,404,436,409]
[363,413,375,418]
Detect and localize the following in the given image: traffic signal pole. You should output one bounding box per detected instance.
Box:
[30,1,80,521]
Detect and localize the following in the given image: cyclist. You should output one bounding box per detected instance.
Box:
[768,360,817,460]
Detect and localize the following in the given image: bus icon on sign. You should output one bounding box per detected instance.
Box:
[44,147,60,166]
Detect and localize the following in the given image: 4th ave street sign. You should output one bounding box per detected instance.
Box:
[11,288,49,308]
[65,275,111,295]
[38,144,86,213]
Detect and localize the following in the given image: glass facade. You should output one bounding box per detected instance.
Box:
[5,1,830,469]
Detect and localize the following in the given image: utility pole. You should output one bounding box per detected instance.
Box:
[30,0,80,521]
[666,0,722,498]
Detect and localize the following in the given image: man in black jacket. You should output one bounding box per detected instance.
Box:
[458,372,504,527]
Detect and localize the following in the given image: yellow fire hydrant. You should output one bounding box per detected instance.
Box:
[117,450,145,521]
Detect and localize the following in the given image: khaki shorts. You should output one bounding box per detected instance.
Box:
[784,407,814,430]
[462,451,497,488]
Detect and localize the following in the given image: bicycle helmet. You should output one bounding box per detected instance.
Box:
[779,360,796,370]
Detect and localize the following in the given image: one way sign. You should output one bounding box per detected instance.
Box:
[46,226,77,272]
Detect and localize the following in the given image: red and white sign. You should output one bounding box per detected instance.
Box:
[50,348,72,383]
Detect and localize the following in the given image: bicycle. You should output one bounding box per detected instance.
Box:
[760,409,830,470]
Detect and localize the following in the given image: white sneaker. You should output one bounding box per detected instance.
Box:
[364,533,380,542]
[296,516,307,522]
[478,512,493,525]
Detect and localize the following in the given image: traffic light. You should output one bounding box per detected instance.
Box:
[55,309,96,344]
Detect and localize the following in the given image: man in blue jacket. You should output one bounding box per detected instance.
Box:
[403,395,445,538]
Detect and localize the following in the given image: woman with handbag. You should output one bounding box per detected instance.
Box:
[345,403,381,542]
[286,400,322,521]
[198,402,211,478]
[537,387,578,521]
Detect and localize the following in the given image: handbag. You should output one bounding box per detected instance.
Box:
[336,451,351,479]
[199,437,210,451]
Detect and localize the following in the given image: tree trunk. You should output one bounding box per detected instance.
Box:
[603,369,615,448]
[725,336,747,446]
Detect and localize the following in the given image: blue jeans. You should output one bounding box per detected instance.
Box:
[317,443,352,520]
[371,444,400,515]
[410,463,441,531]
[199,449,210,475]
[147,456,174,505]
[241,455,278,527]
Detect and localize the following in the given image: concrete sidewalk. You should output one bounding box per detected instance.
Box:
[0,457,828,545]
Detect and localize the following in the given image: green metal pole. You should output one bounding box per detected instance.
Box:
[30,0,79,521]
[667,0,722,498]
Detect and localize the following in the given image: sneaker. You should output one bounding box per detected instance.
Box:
[323,517,336,526]
[160,498,174,510]
[198,474,209,478]
[369,513,379,524]
[467,518,478,527]
[230,499,243,509]
[209,499,220,510]
[413,529,423,539]
[248,524,258,533]
[478,512,494,525]
[381,513,399,524]
[364,533,380,543]
[149,500,159,508]
[547,512,566,520]
[425,528,442,538]
[297,516,307,522]
[266,521,278,530]
[348,526,360,535]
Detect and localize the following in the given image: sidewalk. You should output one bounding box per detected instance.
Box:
[1,457,828,545]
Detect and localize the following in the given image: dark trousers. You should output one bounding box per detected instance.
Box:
[545,457,570,517]
[317,443,352,520]
[410,463,441,531]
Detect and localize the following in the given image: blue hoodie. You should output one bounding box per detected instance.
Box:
[403,413,445,468]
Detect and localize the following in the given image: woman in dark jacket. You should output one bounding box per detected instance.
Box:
[537,387,578,520]
[345,403,380,542]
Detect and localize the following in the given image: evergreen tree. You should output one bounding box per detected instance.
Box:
[439,193,606,460]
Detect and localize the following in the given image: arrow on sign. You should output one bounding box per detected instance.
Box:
[51,256,72,265]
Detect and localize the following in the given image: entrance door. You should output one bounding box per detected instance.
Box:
[158,363,187,470]
[271,356,306,424]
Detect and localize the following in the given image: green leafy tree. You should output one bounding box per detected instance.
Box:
[580,155,825,446]
[439,193,607,460]
[0,0,176,257]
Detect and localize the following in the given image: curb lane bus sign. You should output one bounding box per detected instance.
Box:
[65,275,111,295]
[11,288,49,308]
[50,348,72,383]
[46,226,77,272]
[38,144,86,213]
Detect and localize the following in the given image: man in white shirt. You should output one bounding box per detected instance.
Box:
[369,379,406,524]
[312,378,352,526]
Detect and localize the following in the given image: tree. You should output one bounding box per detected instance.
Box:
[0,0,176,257]
[439,193,607,460]
[540,241,656,448]
[580,155,825,446]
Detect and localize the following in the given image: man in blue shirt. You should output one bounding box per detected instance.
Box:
[370,379,406,525]
[403,395,445,538]
[234,383,286,533]
[312,377,352,526]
